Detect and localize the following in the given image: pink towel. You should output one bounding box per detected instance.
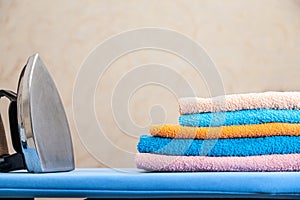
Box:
[179,91,300,114]
[135,153,300,172]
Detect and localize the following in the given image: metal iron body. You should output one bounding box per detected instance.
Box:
[0,54,75,173]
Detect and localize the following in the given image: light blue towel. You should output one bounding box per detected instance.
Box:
[179,109,300,127]
[137,135,300,156]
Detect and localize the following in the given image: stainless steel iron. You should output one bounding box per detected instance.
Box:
[0,54,75,172]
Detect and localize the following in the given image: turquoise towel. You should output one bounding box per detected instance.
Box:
[179,109,300,127]
[137,135,300,156]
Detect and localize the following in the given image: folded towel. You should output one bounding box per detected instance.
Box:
[151,123,300,139]
[179,91,300,114]
[137,135,300,156]
[135,153,300,172]
[179,109,300,127]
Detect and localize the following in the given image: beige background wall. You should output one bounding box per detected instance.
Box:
[1,0,300,170]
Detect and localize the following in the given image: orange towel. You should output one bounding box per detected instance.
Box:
[150,123,300,139]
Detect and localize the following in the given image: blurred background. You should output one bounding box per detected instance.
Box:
[0,0,300,171]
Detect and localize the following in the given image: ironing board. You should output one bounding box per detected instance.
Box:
[0,168,300,199]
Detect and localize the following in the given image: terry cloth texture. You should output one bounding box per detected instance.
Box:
[178,109,300,127]
[150,123,300,139]
[179,91,300,114]
[135,153,300,172]
[137,135,300,156]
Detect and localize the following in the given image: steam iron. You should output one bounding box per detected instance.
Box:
[0,54,74,172]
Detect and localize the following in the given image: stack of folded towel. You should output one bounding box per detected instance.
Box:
[136,92,300,172]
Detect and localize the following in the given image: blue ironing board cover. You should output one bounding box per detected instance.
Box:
[0,168,300,198]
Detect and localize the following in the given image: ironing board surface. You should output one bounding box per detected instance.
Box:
[0,168,300,198]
